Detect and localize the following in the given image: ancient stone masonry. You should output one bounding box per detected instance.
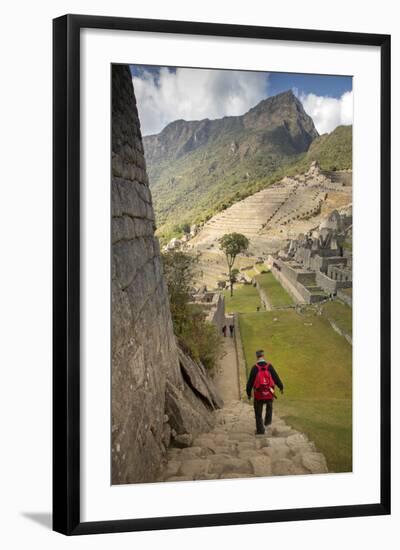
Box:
[111,65,222,485]
[190,290,226,332]
[269,205,353,304]
[157,401,329,482]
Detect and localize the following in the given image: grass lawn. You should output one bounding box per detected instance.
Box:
[241,268,257,279]
[322,300,352,337]
[224,284,261,314]
[254,263,270,274]
[255,272,294,308]
[239,309,352,473]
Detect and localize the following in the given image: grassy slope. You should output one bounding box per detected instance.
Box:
[322,300,352,337]
[238,309,352,473]
[224,284,261,314]
[150,145,303,240]
[255,272,294,307]
[306,125,353,171]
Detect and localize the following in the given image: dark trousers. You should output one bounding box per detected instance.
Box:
[253,399,273,434]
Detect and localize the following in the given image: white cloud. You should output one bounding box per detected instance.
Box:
[132,67,268,136]
[299,90,353,134]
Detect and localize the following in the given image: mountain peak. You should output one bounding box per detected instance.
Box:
[242,89,318,145]
[246,90,296,112]
[143,89,318,164]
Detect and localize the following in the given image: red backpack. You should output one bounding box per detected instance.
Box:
[253,361,275,400]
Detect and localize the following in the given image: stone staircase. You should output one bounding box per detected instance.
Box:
[156,400,328,482]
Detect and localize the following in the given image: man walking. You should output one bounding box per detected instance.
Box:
[246,350,284,434]
[229,323,234,337]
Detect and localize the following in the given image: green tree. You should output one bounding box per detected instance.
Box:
[181,222,191,234]
[161,250,222,371]
[230,268,240,288]
[161,250,198,334]
[219,233,249,296]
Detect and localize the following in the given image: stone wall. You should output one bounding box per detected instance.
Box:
[111,65,221,485]
[310,255,347,274]
[337,288,352,307]
[206,292,226,331]
[316,271,338,294]
[276,260,315,286]
[322,170,352,187]
[270,264,307,304]
[271,261,325,304]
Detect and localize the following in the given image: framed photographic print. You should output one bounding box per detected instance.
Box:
[53,14,391,535]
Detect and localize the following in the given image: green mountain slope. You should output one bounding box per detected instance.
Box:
[305,125,352,170]
[142,90,351,240]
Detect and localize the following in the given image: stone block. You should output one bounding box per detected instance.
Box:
[179,446,206,459]
[266,437,288,448]
[249,455,272,476]
[163,460,181,478]
[209,457,252,475]
[117,178,148,219]
[286,433,309,449]
[301,452,329,474]
[180,459,211,477]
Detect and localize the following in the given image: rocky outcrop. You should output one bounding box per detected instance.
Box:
[111,65,222,485]
[178,348,224,410]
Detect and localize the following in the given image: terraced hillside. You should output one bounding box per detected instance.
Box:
[188,165,352,289]
[144,90,319,239]
[192,184,295,254]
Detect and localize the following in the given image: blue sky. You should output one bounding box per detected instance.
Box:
[268,72,351,99]
[129,65,353,136]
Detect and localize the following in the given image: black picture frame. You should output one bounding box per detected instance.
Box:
[53,14,391,535]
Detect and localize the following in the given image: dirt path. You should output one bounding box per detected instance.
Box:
[214,317,240,403]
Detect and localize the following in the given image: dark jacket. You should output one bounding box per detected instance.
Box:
[246,359,284,398]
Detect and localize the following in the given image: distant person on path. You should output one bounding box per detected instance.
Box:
[222,325,227,337]
[229,324,234,337]
[246,350,284,435]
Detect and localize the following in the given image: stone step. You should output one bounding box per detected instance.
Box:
[159,401,329,482]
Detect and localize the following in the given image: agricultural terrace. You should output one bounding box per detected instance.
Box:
[255,272,294,308]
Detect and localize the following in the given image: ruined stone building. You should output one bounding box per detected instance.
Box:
[270,208,352,304]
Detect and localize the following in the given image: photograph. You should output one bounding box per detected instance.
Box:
[111,62,353,485]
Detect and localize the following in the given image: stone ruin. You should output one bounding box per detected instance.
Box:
[111,65,223,485]
[269,208,352,304]
[161,223,202,253]
[190,289,226,332]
